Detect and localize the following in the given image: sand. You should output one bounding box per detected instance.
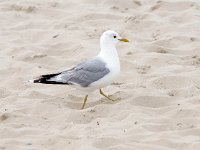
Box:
[1,0,200,149]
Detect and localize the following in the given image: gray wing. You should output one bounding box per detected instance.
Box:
[48,58,110,87]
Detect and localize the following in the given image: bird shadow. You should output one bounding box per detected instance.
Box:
[42,91,124,110]
[67,91,123,109]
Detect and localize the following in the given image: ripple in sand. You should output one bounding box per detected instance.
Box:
[130,96,173,108]
[149,76,193,89]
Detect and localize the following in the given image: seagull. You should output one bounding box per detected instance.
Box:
[30,30,129,109]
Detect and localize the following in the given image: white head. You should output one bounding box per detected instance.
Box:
[100,30,129,47]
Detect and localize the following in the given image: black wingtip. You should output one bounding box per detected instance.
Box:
[29,77,46,83]
[30,73,68,85]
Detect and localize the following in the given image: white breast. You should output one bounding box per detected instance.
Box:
[89,67,120,89]
[89,45,120,89]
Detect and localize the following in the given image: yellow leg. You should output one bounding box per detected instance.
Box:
[99,89,115,102]
[81,95,88,109]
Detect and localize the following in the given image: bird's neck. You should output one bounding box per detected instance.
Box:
[98,43,120,68]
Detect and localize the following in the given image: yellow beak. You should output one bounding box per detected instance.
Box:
[119,38,129,42]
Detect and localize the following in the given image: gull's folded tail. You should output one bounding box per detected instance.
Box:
[29,73,66,84]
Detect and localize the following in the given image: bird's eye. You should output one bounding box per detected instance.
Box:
[113,35,116,38]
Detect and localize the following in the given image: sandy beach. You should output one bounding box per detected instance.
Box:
[1,0,200,149]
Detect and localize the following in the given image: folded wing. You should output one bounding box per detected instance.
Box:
[32,58,110,87]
